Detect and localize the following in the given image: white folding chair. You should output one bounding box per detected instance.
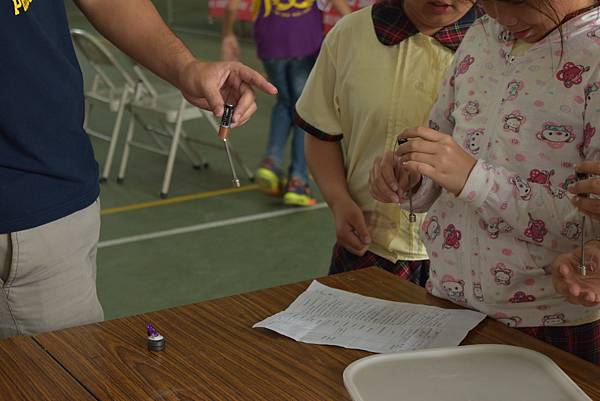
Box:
[70,28,135,182]
[117,66,254,198]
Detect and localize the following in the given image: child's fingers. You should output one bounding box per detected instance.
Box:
[339,233,369,256]
[558,264,572,279]
[396,138,437,157]
[575,161,600,175]
[400,127,442,142]
[568,178,600,196]
[380,152,398,192]
[403,161,436,183]
[369,156,400,203]
[571,196,600,216]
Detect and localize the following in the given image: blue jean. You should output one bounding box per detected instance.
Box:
[262,56,316,182]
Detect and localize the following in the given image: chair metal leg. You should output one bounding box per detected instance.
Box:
[117,111,136,184]
[161,123,204,169]
[160,99,186,198]
[100,89,129,181]
[83,100,92,132]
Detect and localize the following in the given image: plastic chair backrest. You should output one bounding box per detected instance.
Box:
[70,28,135,90]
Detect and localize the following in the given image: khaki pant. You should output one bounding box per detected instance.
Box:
[0,200,103,338]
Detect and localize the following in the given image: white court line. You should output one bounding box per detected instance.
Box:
[98,203,328,248]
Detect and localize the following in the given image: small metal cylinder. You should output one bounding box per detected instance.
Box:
[218,104,235,139]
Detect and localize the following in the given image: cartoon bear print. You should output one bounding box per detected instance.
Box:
[588,26,600,43]
[543,313,566,326]
[464,129,485,155]
[423,216,441,242]
[527,168,566,199]
[524,213,548,243]
[472,282,484,302]
[462,101,480,121]
[491,263,513,286]
[509,175,532,201]
[503,80,524,102]
[536,122,576,149]
[585,81,600,103]
[442,224,462,249]
[503,111,526,133]
[578,122,596,158]
[494,313,522,327]
[429,120,440,131]
[527,169,554,185]
[547,185,566,199]
[561,174,578,191]
[561,221,582,240]
[445,102,456,125]
[498,29,513,44]
[508,291,536,303]
[556,62,590,88]
[480,217,513,239]
[455,54,475,76]
[441,275,466,303]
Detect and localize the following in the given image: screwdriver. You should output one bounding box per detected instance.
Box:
[395,137,416,223]
[218,104,241,188]
[577,172,589,276]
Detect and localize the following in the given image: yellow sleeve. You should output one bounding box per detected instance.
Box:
[294,37,343,142]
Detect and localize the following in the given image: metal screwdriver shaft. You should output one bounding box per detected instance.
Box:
[580,215,587,276]
[218,104,241,188]
[395,138,416,223]
[577,172,589,276]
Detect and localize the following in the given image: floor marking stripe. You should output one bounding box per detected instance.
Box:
[98,203,328,248]
[101,184,259,215]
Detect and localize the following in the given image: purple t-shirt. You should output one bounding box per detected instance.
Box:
[253,0,323,60]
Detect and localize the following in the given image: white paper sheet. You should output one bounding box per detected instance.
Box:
[253,281,486,353]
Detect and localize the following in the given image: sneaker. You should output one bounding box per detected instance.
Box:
[283,177,317,206]
[256,157,285,196]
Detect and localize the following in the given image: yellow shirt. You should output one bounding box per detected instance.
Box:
[296,6,458,262]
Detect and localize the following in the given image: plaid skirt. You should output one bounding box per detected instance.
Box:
[328,242,430,287]
[519,320,600,366]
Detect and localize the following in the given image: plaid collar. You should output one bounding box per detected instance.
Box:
[372,1,482,51]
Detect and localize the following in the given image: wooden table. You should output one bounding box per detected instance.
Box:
[31,267,600,400]
[0,336,95,401]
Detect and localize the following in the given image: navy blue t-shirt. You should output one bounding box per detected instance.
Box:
[0,0,99,233]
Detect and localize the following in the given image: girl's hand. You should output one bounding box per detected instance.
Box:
[368,150,421,204]
[551,241,600,307]
[569,161,600,221]
[332,198,371,256]
[397,127,477,196]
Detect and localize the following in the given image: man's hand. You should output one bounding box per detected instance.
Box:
[397,127,476,196]
[551,242,600,307]
[178,60,277,127]
[332,199,371,256]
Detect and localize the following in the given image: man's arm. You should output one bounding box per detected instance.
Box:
[73,0,276,125]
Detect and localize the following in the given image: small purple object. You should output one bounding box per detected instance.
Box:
[147,323,159,338]
[146,323,165,351]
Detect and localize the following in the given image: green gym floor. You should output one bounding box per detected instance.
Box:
[65,1,334,320]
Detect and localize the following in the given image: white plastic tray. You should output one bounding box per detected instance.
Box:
[343,345,592,401]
